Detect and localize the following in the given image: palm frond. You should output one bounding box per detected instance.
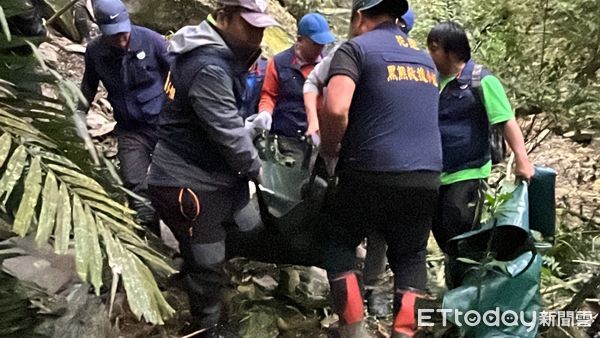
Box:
[0,3,176,324]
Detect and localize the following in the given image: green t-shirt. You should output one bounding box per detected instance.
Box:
[438,73,514,185]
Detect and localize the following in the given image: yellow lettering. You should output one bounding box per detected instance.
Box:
[407,38,420,50]
[395,35,408,48]
[167,86,176,100]
[407,67,419,82]
[417,67,428,83]
[163,71,171,92]
[397,66,408,80]
[164,71,176,100]
[427,70,439,87]
[387,65,399,81]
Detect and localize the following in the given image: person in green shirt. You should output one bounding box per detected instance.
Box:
[427,21,534,288]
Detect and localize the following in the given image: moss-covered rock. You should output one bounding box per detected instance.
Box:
[41,0,82,41]
[43,0,295,55]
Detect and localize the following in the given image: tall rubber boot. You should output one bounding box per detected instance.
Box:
[329,272,368,338]
[392,289,422,338]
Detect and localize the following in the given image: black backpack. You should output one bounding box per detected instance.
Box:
[470,64,507,165]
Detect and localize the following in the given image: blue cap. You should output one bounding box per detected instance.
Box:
[298,13,336,45]
[94,0,131,36]
[402,7,415,33]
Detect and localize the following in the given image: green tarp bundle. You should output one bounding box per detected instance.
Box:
[443,181,543,337]
[226,134,330,267]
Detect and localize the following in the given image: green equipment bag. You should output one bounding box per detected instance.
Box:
[443,181,542,337]
[528,166,557,240]
[443,253,542,338]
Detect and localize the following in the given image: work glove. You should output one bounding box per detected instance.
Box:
[245,111,272,138]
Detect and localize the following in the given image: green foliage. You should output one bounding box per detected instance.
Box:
[0,1,176,325]
[411,0,600,134]
[481,187,513,224]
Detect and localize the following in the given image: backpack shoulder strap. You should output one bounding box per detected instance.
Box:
[471,64,483,88]
[470,63,485,105]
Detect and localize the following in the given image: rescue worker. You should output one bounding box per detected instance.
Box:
[427,21,534,287]
[302,8,416,318]
[319,0,442,336]
[146,0,277,335]
[78,0,171,235]
[253,12,336,139]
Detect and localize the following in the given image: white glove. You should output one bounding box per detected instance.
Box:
[309,132,321,148]
[245,111,272,131]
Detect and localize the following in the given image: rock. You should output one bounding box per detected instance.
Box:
[49,284,114,338]
[252,275,279,292]
[3,256,73,294]
[320,313,339,329]
[41,0,81,41]
[279,266,329,310]
[0,237,78,295]
[563,129,597,143]
[125,0,295,56]
[62,44,87,54]
[125,0,212,34]
[39,42,60,68]
[43,0,295,55]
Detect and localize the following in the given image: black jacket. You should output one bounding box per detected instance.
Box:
[148,21,261,192]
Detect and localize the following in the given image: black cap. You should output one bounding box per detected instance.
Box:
[352,0,408,17]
